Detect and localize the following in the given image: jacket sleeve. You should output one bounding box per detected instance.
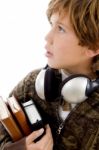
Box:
[0,69,40,150]
[0,123,12,150]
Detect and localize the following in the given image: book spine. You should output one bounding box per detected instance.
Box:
[1,116,23,142]
[13,110,31,136]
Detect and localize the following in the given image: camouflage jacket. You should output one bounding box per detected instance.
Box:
[0,69,99,150]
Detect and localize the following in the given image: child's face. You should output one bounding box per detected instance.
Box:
[45,13,92,74]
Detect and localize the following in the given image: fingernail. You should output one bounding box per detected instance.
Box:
[39,128,44,134]
[46,124,49,128]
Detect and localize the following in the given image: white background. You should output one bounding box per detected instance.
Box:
[0,0,50,98]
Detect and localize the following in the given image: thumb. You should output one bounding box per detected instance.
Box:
[26,128,44,144]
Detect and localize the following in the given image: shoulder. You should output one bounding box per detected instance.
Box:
[9,68,42,98]
[24,68,42,83]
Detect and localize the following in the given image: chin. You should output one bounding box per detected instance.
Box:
[48,62,61,69]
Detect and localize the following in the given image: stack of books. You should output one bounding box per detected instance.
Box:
[0,96,32,142]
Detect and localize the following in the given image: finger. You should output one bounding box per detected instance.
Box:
[26,128,44,144]
[43,125,53,150]
[37,124,53,147]
[45,124,53,139]
[46,124,52,133]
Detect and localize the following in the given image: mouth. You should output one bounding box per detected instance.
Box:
[45,51,53,57]
[45,45,53,57]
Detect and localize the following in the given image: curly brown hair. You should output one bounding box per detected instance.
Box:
[46,0,99,71]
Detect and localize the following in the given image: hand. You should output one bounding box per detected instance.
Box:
[3,125,53,150]
[26,124,53,150]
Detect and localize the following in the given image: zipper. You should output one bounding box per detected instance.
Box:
[56,101,81,135]
[57,122,64,135]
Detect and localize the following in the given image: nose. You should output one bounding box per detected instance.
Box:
[45,29,53,45]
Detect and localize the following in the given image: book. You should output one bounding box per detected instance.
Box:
[7,96,31,136]
[0,96,45,142]
[0,96,23,142]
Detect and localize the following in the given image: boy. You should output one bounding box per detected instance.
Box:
[0,0,99,149]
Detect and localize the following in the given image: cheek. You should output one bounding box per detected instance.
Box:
[55,43,73,57]
[54,41,68,53]
[53,36,81,57]
[55,37,74,51]
[56,46,82,65]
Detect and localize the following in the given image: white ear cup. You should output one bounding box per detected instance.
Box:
[35,68,98,103]
[35,69,46,100]
[61,77,88,103]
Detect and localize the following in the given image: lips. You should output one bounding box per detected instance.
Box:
[45,45,53,57]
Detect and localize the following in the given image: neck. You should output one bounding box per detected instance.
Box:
[63,61,96,79]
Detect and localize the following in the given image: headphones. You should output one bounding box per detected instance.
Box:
[35,66,99,104]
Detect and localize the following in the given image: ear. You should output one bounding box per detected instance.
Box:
[85,49,99,58]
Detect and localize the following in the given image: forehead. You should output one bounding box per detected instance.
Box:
[50,13,59,22]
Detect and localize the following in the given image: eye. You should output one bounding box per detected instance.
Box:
[49,21,52,26]
[58,25,65,33]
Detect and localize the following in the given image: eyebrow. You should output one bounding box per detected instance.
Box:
[57,21,70,30]
[50,16,72,31]
[50,20,67,28]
